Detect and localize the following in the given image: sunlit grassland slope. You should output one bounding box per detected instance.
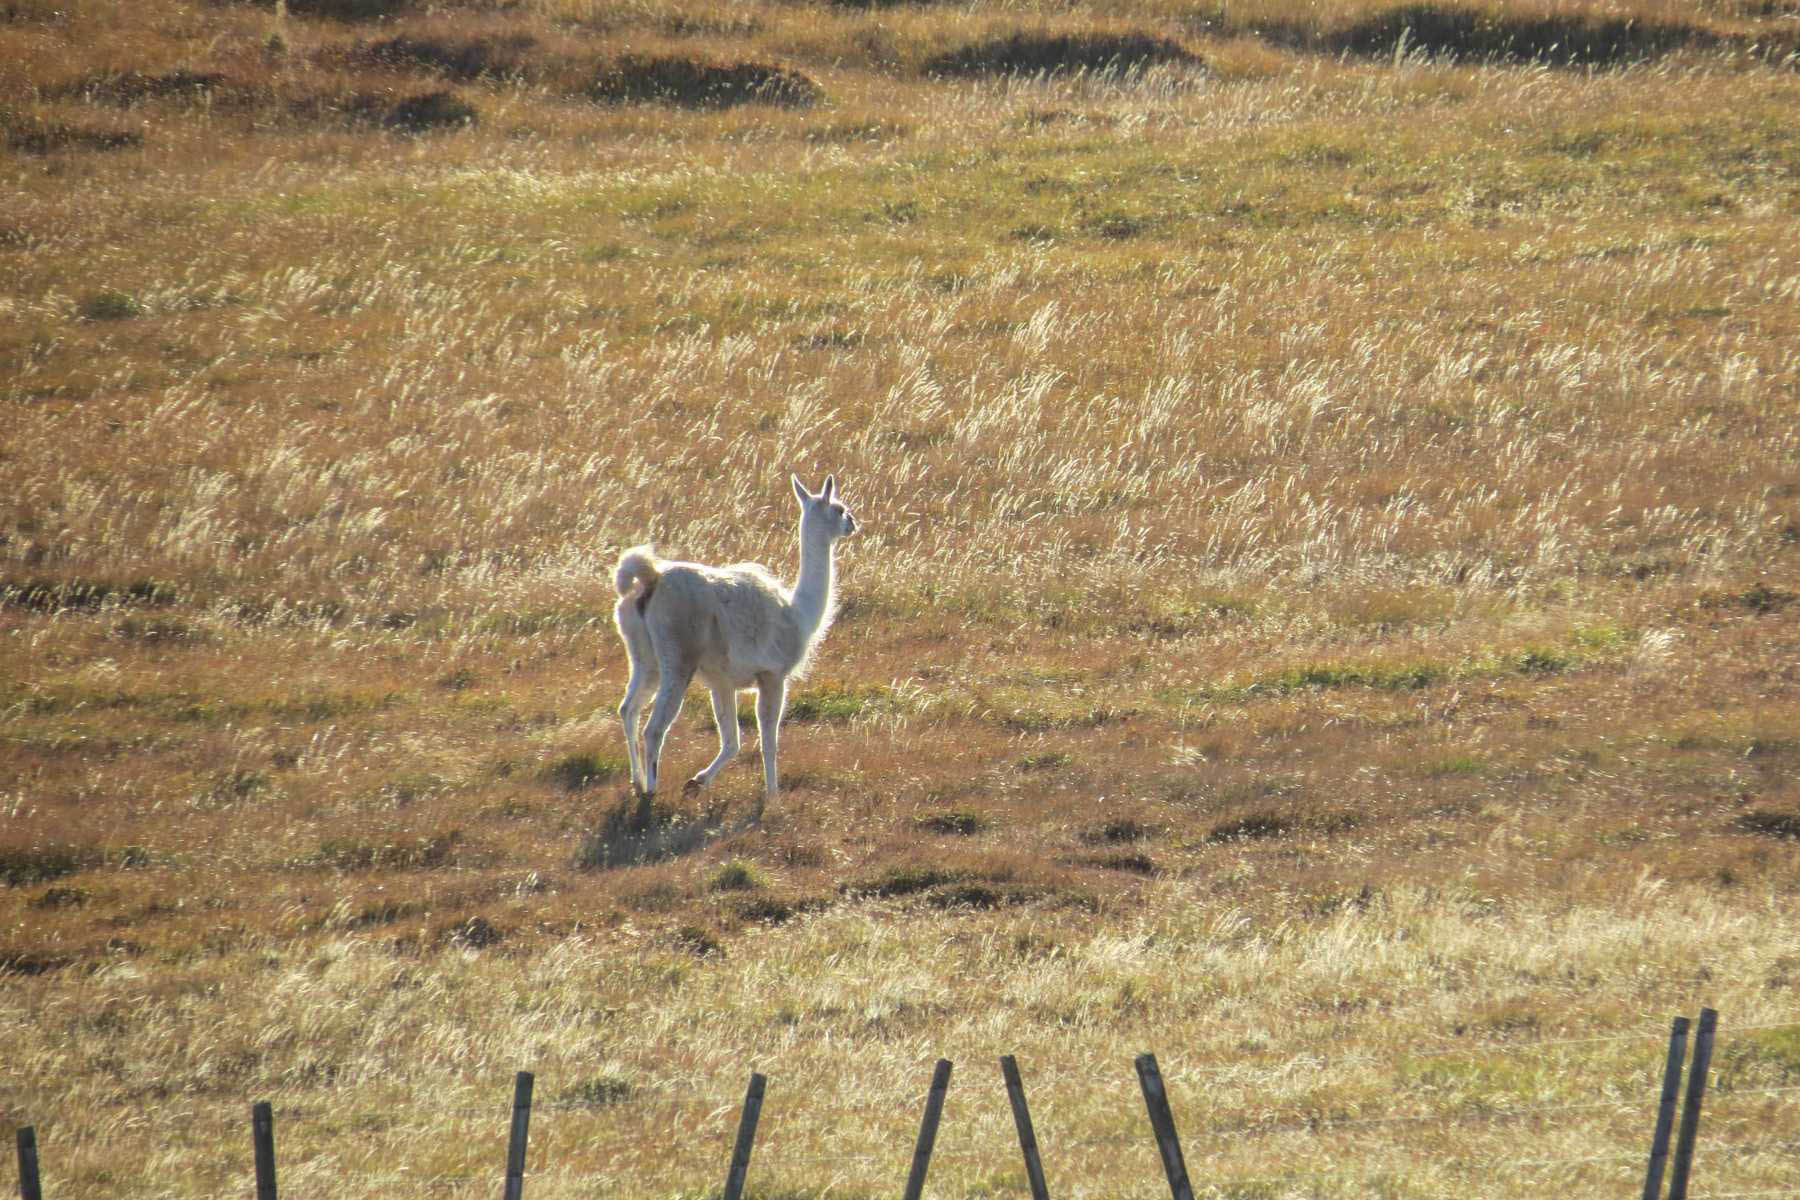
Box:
[2,0,1798,1196]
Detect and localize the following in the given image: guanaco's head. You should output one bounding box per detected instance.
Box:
[793,474,857,542]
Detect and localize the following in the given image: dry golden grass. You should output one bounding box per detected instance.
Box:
[3,0,1799,1196]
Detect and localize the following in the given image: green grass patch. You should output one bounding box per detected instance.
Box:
[1428,755,1487,777]
[708,859,764,892]
[783,684,886,723]
[1718,1025,1800,1085]
[1225,660,1450,700]
[1396,1052,1548,1109]
[544,750,628,791]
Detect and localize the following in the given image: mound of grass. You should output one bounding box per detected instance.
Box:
[843,863,967,898]
[0,846,98,887]
[1736,809,1800,839]
[31,885,88,909]
[444,914,505,948]
[1,578,176,611]
[708,859,764,891]
[4,118,141,155]
[732,893,831,925]
[1081,817,1155,845]
[917,810,990,836]
[77,289,146,321]
[923,31,1203,78]
[303,831,463,871]
[1700,584,1796,615]
[347,34,536,81]
[672,923,724,957]
[384,90,477,132]
[561,1075,635,1107]
[1207,812,1293,842]
[277,0,416,20]
[1324,4,1720,65]
[60,69,233,105]
[1080,851,1157,875]
[588,56,822,109]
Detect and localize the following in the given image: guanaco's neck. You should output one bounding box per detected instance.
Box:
[790,520,837,638]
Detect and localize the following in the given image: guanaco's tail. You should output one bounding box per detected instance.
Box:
[614,545,662,613]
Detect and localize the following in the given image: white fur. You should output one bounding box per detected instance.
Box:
[613,475,857,809]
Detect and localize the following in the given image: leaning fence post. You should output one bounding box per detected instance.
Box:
[1666,1008,1717,1200]
[1000,1056,1050,1200]
[1134,1053,1194,1200]
[1642,1015,1691,1200]
[721,1073,766,1200]
[503,1071,534,1200]
[251,1102,276,1200]
[16,1127,41,1200]
[901,1059,953,1200]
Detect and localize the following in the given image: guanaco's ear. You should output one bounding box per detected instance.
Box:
[792,474,811,505]
[822,475,836,501]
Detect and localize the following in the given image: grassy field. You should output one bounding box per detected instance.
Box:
[3,0,1799,1196]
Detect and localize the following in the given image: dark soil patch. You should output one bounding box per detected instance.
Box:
[588,56,823,109]
[923,31,1203,78]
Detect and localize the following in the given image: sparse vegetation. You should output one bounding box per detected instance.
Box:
[2,0,1798,1197]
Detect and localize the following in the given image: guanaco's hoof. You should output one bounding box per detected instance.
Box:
[683,776,704,794]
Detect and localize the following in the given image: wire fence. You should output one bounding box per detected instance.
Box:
[13,1009,1800,1200]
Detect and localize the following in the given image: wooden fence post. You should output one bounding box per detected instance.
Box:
[503,1071,534,1200]
[1134,1054,1194,1200]
[16,1127,40,1200]
[251,1102,276,1200]
[999,1056,1050,1200]
[1666,1008,1717,1200]
[1641,1015,1691,1200]
[901,1059,953,1200]
[721,1073,766,1200]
